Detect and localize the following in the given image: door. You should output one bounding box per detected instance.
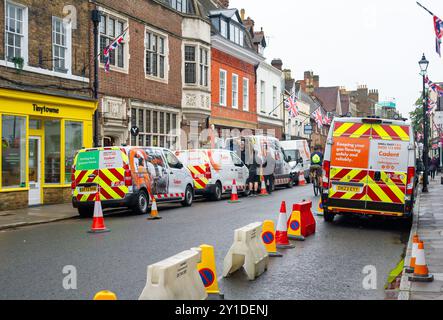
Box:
[28,137,42,206]
[230,152,248,188]
[163,149,185,197]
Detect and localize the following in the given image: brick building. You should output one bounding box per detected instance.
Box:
[93,0,211,150]
[204,5,264,142]
[0,0,96,210]
[347,85,379,117]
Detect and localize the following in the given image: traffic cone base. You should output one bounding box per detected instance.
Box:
[276,243,295,249]
[268,251,284,257]
[408,273,434,282]
[89,193,110,234]
[288,235,305,241]
[147,198,162,220]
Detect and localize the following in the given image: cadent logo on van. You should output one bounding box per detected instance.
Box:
[33,104,60,115]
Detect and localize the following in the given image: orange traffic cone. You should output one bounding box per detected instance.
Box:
[275,201,295,249]
[405,234,420,274]
[147,197,162,220]
[259,175,269,196]
[298,171,306,186]
[88,192,110,233]
[408,241,434,282]
[228,179,241,203]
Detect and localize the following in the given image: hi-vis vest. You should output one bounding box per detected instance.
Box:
[312,154,321,164]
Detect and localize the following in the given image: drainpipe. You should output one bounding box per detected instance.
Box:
[92,9,101,148]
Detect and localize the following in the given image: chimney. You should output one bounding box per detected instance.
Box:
[271,58,283,71]
[313,75,320,89]
[283,69,292,81]
[240,8,245,21]
[217,0,229,9]
[243,17,254,33]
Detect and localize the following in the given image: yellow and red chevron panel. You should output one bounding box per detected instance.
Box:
[187,165,209,190]
[329,168,368,201]
[371,124,410,141]
[333,122,410,141]
[333,122,371,138]
[366,171,406,204]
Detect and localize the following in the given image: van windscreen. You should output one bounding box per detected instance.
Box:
[76,150,123,170]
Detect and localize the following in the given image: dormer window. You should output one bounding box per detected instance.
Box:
[210,10,245,47]
[229,23,243,46]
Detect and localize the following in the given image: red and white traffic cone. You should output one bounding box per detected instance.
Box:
[408,241,434,282]
[228,179,241,203]
[405,234,420,274]
[298,171,306,186]
[275,201,295,249]
[88,192,110,233]
[259,175,269,196]
[147,197,162,220]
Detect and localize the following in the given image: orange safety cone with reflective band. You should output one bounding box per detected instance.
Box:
[228,179,241,203]
[405,234,420,274]
[409,241,434,282]
[275,201,295,249]
[147,197,162,220]
[298,171,306,186]
[88,192,110,234]
[259,175,269,196]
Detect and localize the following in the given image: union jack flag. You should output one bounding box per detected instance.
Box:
[322,113,332,125]
[425,76,443,96]
[434,16,443,56]
[103,31,127,73]
[284,93,299,118]
[312,108,324,129]
[427,99,437,115]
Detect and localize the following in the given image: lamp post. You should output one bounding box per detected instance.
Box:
[419,53,429,193]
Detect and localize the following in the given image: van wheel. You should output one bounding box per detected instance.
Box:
[324,210,335,223]
[181,185,194,207]
[287,175,294,188]
[78,207,94,218]
[132,190,149,215]
[211,182,223,201]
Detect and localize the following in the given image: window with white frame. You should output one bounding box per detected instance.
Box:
[220,19,228,38]
[99,13,126,69]
[260,81,266,113]
[5,2,27,62]
[199,47,209,87]
[219,69,227,106]
[229,22,244,46]
[131,107,178,149]
[169,0,188,13]
[184,45,196,84]
[232,74,238,109]
[272,86,278,116]
[146,30,167,80]
[52,17,70,73]
[243,78,249,111]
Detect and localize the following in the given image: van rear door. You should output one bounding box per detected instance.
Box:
[329,122,372,209]
[74,148,127,202]
[365,124,410,214]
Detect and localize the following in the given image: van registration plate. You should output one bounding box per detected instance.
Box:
[78,186,98,194]
[334,185,362,193]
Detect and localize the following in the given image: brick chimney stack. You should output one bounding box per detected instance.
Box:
[271,58,283,71]
[243,16,255,34]
[217,0,229,9]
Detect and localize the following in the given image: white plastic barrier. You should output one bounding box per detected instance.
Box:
[222,222,269,281]
[138,249,208,300]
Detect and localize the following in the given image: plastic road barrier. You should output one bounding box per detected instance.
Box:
[262,220,283,257]
[139,249,208,300]
[222,222,269,281]
[292,201,316,239]
[194,245,221,296]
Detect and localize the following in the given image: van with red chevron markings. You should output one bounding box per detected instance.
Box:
[321,117,417,222]
[71,147,194,217]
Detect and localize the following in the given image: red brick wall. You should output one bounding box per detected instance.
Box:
[211,48,257,126]
[92,0,182,108]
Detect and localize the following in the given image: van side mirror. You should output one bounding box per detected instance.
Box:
[287,156,292,162]
[176,162,184,169]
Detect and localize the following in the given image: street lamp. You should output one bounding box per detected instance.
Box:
[419,53,429,192]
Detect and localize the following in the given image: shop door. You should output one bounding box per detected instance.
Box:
[29,137,42,206]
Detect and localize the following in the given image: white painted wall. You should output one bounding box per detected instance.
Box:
[256,62,284,122]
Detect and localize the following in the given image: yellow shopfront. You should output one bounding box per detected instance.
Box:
[0,88,97,210]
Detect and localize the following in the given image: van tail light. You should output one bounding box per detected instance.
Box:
[123,164,132,187]
[323,160,331,189]
[204,163,212,179]
[406,166,415,195]
[71,166,76,189]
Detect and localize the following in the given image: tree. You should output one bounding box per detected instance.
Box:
[410,92,431,147]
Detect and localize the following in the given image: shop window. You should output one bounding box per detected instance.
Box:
[1,115,26,188]
[45,120,61,184]
[65,121,83,184]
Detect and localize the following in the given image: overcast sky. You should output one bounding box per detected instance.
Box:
[230,0,443,118]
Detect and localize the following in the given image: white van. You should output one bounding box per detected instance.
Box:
[322,117,417,222]
[175,149,250,201]
[280,140,311,182]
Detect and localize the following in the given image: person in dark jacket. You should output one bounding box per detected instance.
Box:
[430,156,439,180]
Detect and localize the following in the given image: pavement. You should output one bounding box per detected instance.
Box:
[399,177,443,300]
[0,184,410,300]
[0,203,78,231]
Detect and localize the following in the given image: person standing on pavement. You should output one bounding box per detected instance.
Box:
[261,141,275,195]
[430,156,438,180]
[247,145,260,197]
